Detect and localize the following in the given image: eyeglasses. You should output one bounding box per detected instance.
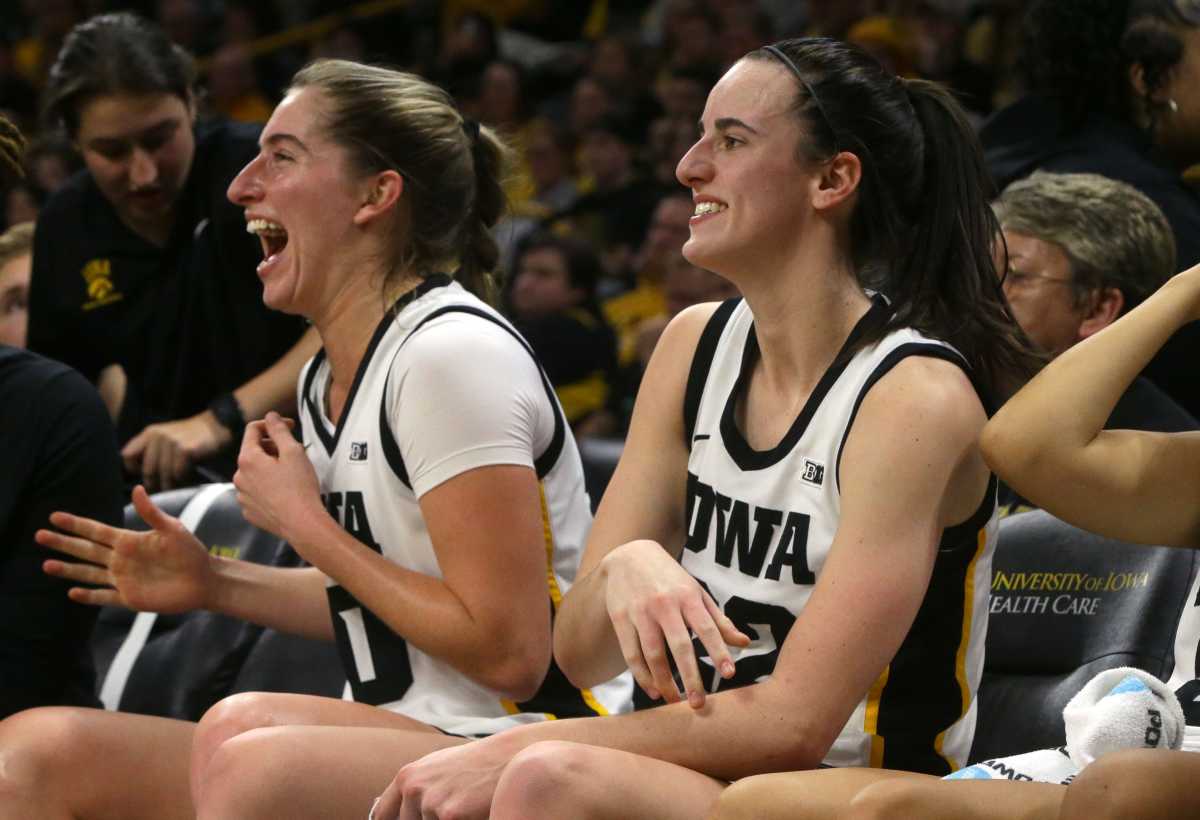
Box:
[1000,268,1074,289]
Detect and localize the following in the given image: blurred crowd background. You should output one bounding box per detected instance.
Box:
[0,0,1092,439]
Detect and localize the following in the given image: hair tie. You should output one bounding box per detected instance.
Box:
[462,117,480,143]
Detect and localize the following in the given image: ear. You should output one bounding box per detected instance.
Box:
[811,151,861,213]
[1077,286,1125,341]
[1130,62,1150,99]
[353,170,404,227]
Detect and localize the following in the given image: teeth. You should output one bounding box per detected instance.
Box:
[246,218,286,236]
[694,202,727,216]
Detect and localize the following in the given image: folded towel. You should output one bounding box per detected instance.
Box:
[944,667,1185,783]
[1064,667,1184,768]
[944,747,1078,785]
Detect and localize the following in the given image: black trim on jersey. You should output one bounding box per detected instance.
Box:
[874,523,982,775]
[720,296,888,471]
[828,342,995,775]
[304,275,453,458]
[833,342,971,493]
[683,298,741,449]
[379,303,566,489]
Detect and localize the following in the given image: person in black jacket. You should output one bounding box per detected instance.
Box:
[27,12,318,490]
[980,0,1200,417]
[0,113,124,719]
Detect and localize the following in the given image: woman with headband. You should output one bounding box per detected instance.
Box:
[188,36,1034,819]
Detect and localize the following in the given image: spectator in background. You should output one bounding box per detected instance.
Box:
[206,43,274,124]
[508,231,617,433]
[551,112,662,281]
[981,0,1200,417]
[634,253,740,372]
[602,192,693,369]
[23,134,79,195]
[992,171,1194,515]
[0,221,32,348]
[0,112,123,721]
[494,117,579,271]
[27,13,317,490]
[567,75,616,141]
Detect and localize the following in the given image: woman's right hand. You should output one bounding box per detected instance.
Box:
[602,539,750,708]
[36,485,215,613]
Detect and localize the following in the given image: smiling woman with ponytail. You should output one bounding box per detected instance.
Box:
[299,36,1035,820]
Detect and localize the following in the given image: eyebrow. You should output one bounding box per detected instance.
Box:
[262,133,309,152]
[697,116,762,137]
[84,118,180,149]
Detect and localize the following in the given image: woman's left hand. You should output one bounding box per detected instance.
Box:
[233,412,324,547]
[371,734,519,820]
[121,411,232,491]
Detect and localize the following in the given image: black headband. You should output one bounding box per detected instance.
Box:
[762,44,836,147]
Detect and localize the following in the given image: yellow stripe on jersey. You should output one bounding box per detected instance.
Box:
[504,483,610,719]
[540,482,565,608]
[864,664,891,768]
[500,698,557,719]
[933,525,989,772]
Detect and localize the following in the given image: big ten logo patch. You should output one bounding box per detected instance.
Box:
[349,441,369,462]
[988,569,1151,617]
[800,458,824,487]
[81,259,122,310]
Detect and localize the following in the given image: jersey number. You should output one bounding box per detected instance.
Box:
[328,586,414,705]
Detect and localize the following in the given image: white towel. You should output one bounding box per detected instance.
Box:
[943,747,1078,785]
[1063,666,1184,768]
[944,667,1184,784]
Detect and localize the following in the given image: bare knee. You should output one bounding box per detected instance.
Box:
[0,708,101,802]
[710,775,780,820]
[1060,749,1191,820]
[191,692,286,800]
[491,741,594,820]
[846,778,936,820]
[194,728,288,820]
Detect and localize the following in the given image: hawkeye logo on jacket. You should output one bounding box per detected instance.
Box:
[81,258,122,311]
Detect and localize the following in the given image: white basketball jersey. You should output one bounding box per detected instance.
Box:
[297,276,631,736]
[678,297,997,773]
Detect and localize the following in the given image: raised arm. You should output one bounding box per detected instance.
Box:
[981,264,1200,547]
[554,303,749,702]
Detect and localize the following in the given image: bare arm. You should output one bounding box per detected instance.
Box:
[39,485,336,640]
[121,326,322,490]
[230,324,322,421]
[554,303,748,697]
[981,264,1200,547]
[265,456,555,700]
[380,355,990,813]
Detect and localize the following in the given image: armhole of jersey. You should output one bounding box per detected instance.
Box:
[379,367,412,490]
[376,305,566,489]
[683,298,741,451]
[301,350,334,453]
[834,342,972,495]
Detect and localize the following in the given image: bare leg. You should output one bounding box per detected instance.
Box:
[490,740,727,820]
[0,707,194,820]
[194,724,466,819]
[710,768,934,820]
[190,692,445,805]
[1059,749,1200,820]
[847,777,1064,820]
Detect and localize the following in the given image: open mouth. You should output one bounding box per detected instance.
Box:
[246,218,289,260]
